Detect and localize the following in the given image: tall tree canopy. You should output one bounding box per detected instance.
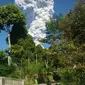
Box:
[0,4,27,44]
[60,4,85,45]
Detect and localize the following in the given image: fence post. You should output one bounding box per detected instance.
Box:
[2,77,5,85]
[0,77,3,85]
[0,77,5,85]
[22,80,25,85]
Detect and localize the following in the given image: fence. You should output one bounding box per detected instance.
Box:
[0,77,25,85]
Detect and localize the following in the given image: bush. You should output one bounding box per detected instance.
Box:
[58,67,85,85]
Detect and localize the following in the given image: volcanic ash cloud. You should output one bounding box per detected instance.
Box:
[15,0,54,45]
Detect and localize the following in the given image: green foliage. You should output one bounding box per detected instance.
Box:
[60,4,85,45]
[0,4,26,26]
[58,68,76,85]
[27,61,44,74]
[7,35,46,79]
[0,50,15,76]
[75,67,85,85]
[0,50,6,64]
[0,4,27,44]
[40,4,85,84]
[58,67,85,85]
[10,35,35,66]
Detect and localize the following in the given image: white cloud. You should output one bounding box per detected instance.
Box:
[15,0,54,46]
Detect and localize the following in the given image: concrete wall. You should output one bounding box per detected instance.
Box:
[0,77,24,85]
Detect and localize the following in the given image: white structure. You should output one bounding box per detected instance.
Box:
[0,77,24,85]
[15,0,54,45]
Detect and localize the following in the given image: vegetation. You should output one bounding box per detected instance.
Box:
[0,4,27,45]
[0,2,85,85]
[60,4,85,45]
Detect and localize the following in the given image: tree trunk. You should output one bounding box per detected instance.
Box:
[8,26,11,48]
[7,25,11,66]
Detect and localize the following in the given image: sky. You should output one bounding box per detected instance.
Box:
[0,0,75,50]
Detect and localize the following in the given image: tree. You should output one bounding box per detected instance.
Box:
[0,4,27,45]
[56,4,85,84]
[60,4,85,45]
[0,4,27,65]
[40,4,85,84]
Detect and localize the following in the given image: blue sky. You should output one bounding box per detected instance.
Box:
[0,0,75,50]
[54,0,75,14]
